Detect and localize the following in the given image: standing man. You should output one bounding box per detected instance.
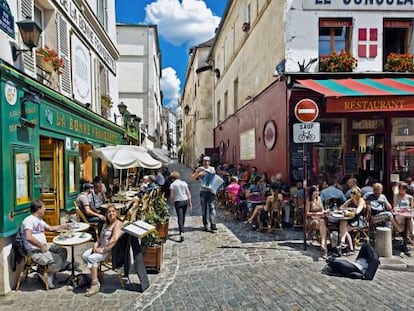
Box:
[191,156,217,231]
[21,200,69,288]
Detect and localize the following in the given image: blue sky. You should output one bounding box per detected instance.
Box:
[115,0,227,109]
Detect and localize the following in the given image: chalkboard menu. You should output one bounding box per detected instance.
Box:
[290,143,312,182]
[344,152,358,174]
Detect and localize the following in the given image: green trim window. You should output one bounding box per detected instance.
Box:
[66,153,79,197]
[14,147,33,210]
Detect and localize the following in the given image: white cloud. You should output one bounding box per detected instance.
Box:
[161,67,181,110]
[145,0,220,46]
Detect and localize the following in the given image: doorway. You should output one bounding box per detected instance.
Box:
[40,136,64,240]
[351,133,386,184]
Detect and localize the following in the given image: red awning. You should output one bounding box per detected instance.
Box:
[297,78,414,113]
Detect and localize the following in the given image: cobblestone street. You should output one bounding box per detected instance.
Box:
[1,162,414,311]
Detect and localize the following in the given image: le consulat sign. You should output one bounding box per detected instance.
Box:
[304,0,414,11]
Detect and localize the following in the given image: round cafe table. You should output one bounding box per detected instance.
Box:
[53,232,92,281]
[69,222,90,232]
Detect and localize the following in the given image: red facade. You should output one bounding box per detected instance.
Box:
[214,81,289,179]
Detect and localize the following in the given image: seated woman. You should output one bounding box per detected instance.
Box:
[246,183,282,224]
[338,187,366,254]
[393,182,414,243]
[82,204,123,296]
[306,186,328,258]
[226,176,241,206]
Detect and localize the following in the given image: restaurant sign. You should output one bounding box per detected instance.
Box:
[0,0,15,38]
[40,104,123,145]
[326,96,414,113]
[304,0,414,11]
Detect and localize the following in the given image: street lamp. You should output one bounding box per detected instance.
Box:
[12,17,42,61]
[117,101,127,115]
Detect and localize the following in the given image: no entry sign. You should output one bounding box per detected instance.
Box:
[294,99,319,123]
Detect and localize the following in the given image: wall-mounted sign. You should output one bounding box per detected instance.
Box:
[71,35,92,104]
[0,0,14,38]
[352,119,385,130]
[4,80,17,105]
[240,128,256,160]
[263,120,277,150]
[327,96,411,113]
[304,0,414,11]
[53,0,116,74]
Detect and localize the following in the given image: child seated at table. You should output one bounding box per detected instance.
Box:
[82,205,122,296]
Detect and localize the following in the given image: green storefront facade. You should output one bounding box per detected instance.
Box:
[0,61,124,293]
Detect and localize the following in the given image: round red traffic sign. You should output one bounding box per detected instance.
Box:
[294,99,319,123]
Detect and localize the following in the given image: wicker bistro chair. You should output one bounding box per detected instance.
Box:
[350,204,371,247]
[293,196,305,226]
[224,191,241,221]
[16,254,49,290]
[99,251,124,288]
[257,196,282,232]
[74,201,99,241]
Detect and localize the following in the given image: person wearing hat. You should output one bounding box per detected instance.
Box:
[77,183,105,230]
[191,156,218,231]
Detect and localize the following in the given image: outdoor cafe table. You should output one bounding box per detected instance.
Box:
[247,196,267,205]
[326,211,355,233]
[53,232,92,282]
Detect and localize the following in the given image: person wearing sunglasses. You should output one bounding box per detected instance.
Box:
[338,187,366,254]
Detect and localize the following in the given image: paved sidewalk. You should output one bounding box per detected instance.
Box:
[1,162,414,311]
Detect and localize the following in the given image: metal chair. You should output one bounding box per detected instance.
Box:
[16,254,49,290]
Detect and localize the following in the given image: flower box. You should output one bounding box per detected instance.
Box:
[36,54,55,73]
[142,243,163,273]
[156,220,169,242]
[384,53,414,72]
[319,51,357,72]
[35,46,64,74]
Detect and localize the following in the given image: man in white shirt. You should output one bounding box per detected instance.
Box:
[21,199,69,288]
[191,156,217,231]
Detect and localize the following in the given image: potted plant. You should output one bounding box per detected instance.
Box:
[154,194,170,242]
[384,53,414,72]
[141,218,163,272]
[36,45,65,74]
[319,50,357,72]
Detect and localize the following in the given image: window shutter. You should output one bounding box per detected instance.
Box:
[20,0,35,76]
[58,15,72,96]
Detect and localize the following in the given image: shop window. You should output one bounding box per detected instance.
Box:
[318,19,352,56]
[15,152,32,206]
[391,118,414,181]
[383,19,413,69]
[313,119,345,181]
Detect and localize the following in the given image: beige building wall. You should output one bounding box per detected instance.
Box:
[182,45,214,168]
[211,0,285,125]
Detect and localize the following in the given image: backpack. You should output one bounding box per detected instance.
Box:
[10,230,27,271]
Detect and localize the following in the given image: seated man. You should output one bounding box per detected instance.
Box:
[245,176,265,214]
[21,200,69,288]
[364,182,404,236]
[320,178,346,209]
[77,183,105,230]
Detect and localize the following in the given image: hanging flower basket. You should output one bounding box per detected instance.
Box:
[319,51,357,72]
[384,53,414,72]
[35,45,65,74]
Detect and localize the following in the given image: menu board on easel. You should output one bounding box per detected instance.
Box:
[344,152,358,175]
